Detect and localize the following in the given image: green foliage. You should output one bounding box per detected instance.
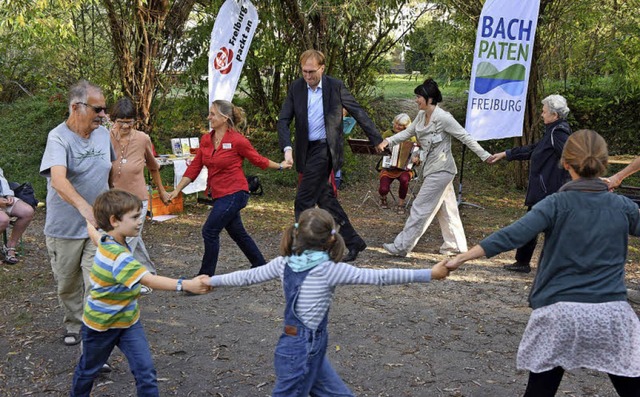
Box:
[0,0,116,102]
[0,94,68,198]
[404,17,474,80]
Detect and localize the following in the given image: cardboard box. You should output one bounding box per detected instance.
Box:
[149,188,183,216]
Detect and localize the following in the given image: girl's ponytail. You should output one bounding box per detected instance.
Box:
[279,224,296,257]
[327,231,346,263]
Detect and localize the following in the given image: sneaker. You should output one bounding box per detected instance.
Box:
[383,243,408,257]
[503,262,531,273]
[439,249,461,256]
[627,288,640,304]
[140,285,153,295]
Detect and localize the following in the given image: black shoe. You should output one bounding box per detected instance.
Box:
[503,262,531,273]
[343,242,367,262]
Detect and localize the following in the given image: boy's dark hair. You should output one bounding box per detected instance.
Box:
[280,208,346,262]
[414,78,443,105]
[94,189,142,231]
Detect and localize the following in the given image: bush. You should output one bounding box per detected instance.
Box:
[0,95,68,199]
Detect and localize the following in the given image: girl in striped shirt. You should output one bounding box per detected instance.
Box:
[209,207,450,396]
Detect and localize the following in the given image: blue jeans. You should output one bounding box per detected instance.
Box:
[272,327,353,397]
[199,190,265,276]
[71,322,158,397]
[272,264,353,397]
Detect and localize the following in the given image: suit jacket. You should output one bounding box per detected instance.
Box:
[277,75,382,172]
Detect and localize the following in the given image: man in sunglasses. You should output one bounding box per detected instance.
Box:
[40,80,116,347]
[277,50,383,262]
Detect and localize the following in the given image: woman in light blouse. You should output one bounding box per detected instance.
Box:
[377,79,494,257]
[109,98,169,290]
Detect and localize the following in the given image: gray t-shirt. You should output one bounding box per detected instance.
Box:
[40,122,115,239]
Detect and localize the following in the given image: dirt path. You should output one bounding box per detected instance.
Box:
[1,181,638,396]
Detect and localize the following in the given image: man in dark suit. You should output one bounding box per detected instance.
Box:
[277,49,383,261]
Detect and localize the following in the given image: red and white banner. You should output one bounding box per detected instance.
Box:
[208,0,259,104]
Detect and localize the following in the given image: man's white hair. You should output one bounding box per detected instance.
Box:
[68,80,102,113]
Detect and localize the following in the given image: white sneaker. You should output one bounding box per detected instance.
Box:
[140,285,153,295]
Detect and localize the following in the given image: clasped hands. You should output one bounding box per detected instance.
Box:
[430,256,466,280]
[181,275,214,294]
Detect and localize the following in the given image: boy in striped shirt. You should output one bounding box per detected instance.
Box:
[71,189,211,397]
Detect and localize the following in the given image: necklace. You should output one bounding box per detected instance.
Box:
[213,131,225,149]
[113,129,136,175]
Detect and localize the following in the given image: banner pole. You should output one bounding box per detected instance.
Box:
[457,145,484,209]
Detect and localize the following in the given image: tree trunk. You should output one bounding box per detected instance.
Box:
[103,0,195,135]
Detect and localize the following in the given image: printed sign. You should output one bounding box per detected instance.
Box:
[208,0,259,104]
[465,0,540,140]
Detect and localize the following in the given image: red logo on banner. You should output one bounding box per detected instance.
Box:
[214,47,234,74]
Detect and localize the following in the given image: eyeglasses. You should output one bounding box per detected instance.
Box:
[116,120,135,127]
[302,67,322,75]
[77,102,108,114]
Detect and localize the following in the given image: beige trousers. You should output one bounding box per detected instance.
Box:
[46,237,96,334]
[392,171,468,254]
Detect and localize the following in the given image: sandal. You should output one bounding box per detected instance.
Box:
[380,196,389,209]
[63,332,81,346]
[2,245,18,265]
[396,205,406,215]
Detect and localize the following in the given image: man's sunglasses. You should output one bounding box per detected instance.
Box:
[77,102,108,114]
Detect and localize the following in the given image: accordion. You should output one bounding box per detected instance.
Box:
[382,141,418,170]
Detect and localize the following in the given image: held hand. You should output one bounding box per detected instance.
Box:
[167,190,180,202]
[184,275,212,294]
[431,260,450,280]
[284,150,294,166]
[444,255,466,271]
[487,152,506,164]
[411,155,421,165]
[606,174,622,190]
[280,161,292,170]
[376,139,389,153]
[86,221,101,246]
[159,191,171,206]
[79,203,97,228]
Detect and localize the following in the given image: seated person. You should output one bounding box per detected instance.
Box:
[0,167,35,265]
[378,113,419,214]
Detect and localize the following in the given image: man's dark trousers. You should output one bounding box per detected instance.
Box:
[295,140,364,250]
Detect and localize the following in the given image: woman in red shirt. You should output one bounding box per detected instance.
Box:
[169,100,291,276]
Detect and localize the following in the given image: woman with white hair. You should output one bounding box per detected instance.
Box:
[489,94,572,273]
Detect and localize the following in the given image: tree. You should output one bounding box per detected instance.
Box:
[102,0,202,132]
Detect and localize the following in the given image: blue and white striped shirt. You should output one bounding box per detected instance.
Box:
[209,256,432,330]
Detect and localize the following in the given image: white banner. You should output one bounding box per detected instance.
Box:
[465,0,540,141]
[208,0,259,105]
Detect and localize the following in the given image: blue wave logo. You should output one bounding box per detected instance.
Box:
[474,62,526,95]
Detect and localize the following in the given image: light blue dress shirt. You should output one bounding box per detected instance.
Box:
[307,81,326,141]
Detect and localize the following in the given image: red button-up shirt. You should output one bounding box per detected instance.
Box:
[184,129,269,199]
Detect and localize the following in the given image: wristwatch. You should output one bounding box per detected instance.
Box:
[176,278,184,292]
